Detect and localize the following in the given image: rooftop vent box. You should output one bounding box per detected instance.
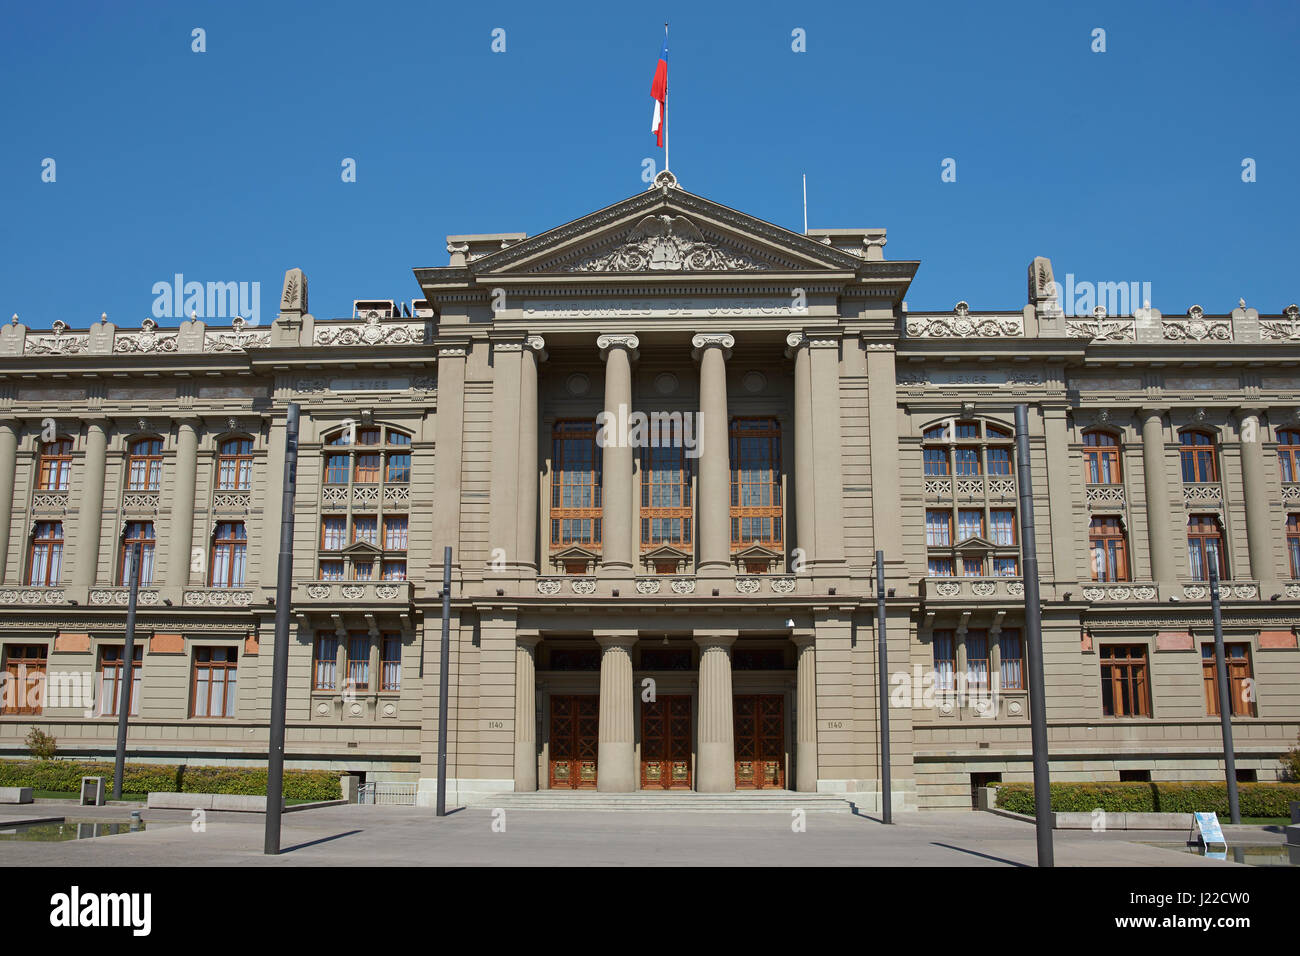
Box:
[353,299,396,319]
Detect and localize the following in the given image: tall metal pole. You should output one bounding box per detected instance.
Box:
[1208,552,1241,824]
[112,541,142,801]
[875,550,892,824]
[1014,404,1054,867]
[264,403,300,854]
[436,546,452,817]
[663,22,669,174]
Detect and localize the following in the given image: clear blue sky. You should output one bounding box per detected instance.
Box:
[2,0,1297,329]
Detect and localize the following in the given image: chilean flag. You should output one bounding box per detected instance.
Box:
[650,29,667,147]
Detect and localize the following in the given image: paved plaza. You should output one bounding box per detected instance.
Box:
[0,802,1281,867]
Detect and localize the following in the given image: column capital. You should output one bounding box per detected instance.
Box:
[436,340,470,359]
[1137,406,1169,421]
[594,633,638,650]
[691,332,733,361]
[597,333,639,361]
[693,632,737,650]
[516,634,542,650]
[525,334,547,360]
[790,631,816,649]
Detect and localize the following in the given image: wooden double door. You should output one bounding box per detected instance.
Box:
[549,695,599,789]
[640,695,692,789]
[734,694,786,789]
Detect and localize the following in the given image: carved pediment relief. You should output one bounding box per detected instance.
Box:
[562,215,768,273]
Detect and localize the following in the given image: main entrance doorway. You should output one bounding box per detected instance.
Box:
[641,695,692,789]
[733,694,786,789]
[549,694,598,789]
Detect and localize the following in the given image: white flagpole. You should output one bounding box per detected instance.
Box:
[802,174,808,234]
[664,22,669,174]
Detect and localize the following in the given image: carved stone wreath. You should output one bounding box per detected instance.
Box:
[734,578,761,594]
[635,579,661,595]
[537,579,562,595]
[670,578,696,595]
[571,578,597,595]
[770,577,796,594]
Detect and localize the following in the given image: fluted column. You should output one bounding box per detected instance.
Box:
[1139,408,1177,588]
[516,337,546,571]
[513,635,540,792]
[595,633,637,791]
[787,334,815,566]
[693,333,734,575]
[1238,410,1274,588]
[695,633,737,792]
[166,419,199,589]
[597,335,638,575]
[792,633,818,792]
[0,421,18,584]
[432,342,469,568]
[808,336,845,566]
[72,421,108,588]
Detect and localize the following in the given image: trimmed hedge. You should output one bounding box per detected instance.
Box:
[994,781,1300,818]
[0,760,340,801]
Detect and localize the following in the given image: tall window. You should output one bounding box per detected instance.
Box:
[313,634,338,690]
[957,509,984,541]
[1202,643,1254,717]
[923,446,950,476]
[730,418,782,550]
[209,522,247,587]
[932,630,955,693]
[986,446,1012,476]
[1279,429,1300,483]
[381,634,402,692]
[1287,514,1300,579]
[317,425,412,581]
[37,438,73,491]
[641,444,692,549]
[192,647,238,718]
[325,453,349,485]
[217,437,253,491]
[127,438,163,491]
[1089,516,1130,582]
[99,646,142,716]
[965,630,989,694]
[926,510,952,546]
[1179,430,1218,483]
[321,516,346,551]
[384,515,408,550]
[1187,514,1227,581]
[551,421,601,548]
[1083,430,1122,484]
[999,630,1024,690]
[28,521,63,586]
[2,644,47,715]
[989,509,1017,546]
[119,522,156,585]
[352,515,378,546]
[1100,645,1151,717]
[347,634,370,691]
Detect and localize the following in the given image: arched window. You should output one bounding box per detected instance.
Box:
[550,421,602,549]
[119,521,156,585]
[922,420,1018,577]
[1089,516,1129,581]
[210,522,247,587]
[37,438,73,491]
[317,425,413,580]
[127,438,163,491]
[217,437,254,491]
[1083,430,1122,484]
[28,521,63,586]
[1187,514,1227,581]
[1179,430,1218,483]
[1278,429,1300,483]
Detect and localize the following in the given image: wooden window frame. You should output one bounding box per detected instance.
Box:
[925,509,952,547]
[1100,644,1151,717]
[965,629,990,693]
[641,443,692,550]
[729,417,783,552]
[999,630,1025,690]
[28,521,64,586]
[1089,515,1130,582]
[1083,430,1122,484]
[37,438,73,491]
[347,632,371,691]
[1179,430,1219,483]
[551,420,602,549]
[380,634,402,692]
[119,521,156,586]
[2,644,48,715]
[1187,514,1228,581]
[312,633,338,690]
[932,630,956,692]
[99,645,143,717]
[1201,643,1255,717]
[1278,429,1300,483]
[127,437,163,491]
[209,521,247,588]
[320,516,347,551]
[1287,514,1300,579]
[216,437,254,491]
[191,646,238,718]
[989,508,1017,546]
[383,515,409,551]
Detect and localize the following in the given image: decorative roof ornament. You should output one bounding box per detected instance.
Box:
[648,169,679,191]
[565,214,766,273]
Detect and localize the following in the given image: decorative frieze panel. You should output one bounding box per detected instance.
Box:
[383,486,410,508]
[1282,483,1300,503]
[212,492,251,511]
[1182,583,1259,601]
[91,588,161,606]
[956,478,984,498]
[562,215,769,273]
[987,478,1016,497]
[1086,485,1127,508]
[297,581,411,603]
[312,316,428,347]
[0,588,66,605]
[923,577,1024,602]
[1182,483,1223,507]
[352,485,380,507]
[31,492,69,511]
[1164,306,1231,342]
[905,303,1023,338]
[1081,584,1158,602]
[321,486,348,509]
[122,493,160,511]
[1065,311,1136,341]
[114,319,179,354]
[924,478,952,498]
[26,330,89,355]
[1287,584,1300,599]
[1259,305,1300,341]
[182,589,254,607]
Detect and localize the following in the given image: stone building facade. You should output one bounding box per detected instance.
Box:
[1,171,1298,808]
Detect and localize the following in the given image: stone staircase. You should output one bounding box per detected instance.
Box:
[459,790,862,813]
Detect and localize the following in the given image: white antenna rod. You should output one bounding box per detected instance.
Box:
[802,174,808,235]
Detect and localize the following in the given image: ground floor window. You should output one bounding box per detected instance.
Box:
[1201,642,1254,717]
[192,647,238,717]
[1100,644,1150,717]
[2,644,47,715]
[99,645,143,716]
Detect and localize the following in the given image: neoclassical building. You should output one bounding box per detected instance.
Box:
[1,171,1298,809]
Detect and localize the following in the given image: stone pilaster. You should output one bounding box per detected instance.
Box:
[1238,410,1275,590]
[513,635,541,792]
[0,421,17,584]
[597,334,638,575]
[694,632,737,792]
[792,632,818,792]
[165,418,199,591]
[489,339,523,571]
[433,342,469,568]
[786,332,845,571]
[787,334,815,566]
[693,333,733,575]
[72,420,108,589]
[595,633,637,791]
[516,337,546,571]
[1139,408,1177,588]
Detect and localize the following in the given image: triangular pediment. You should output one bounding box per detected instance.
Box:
[456,180,870,277]
[341,540,384,557]
[733,544,783,561]
[551,545,599,561]
[955,535,998,551]
[643,544,691,561]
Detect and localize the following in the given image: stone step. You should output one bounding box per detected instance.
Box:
[460,792,860,812]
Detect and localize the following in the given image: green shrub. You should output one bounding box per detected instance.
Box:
[24,728,58,760]
[1281,732,1300,783]
[994,780,1300,817]
[0,759,341,801]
